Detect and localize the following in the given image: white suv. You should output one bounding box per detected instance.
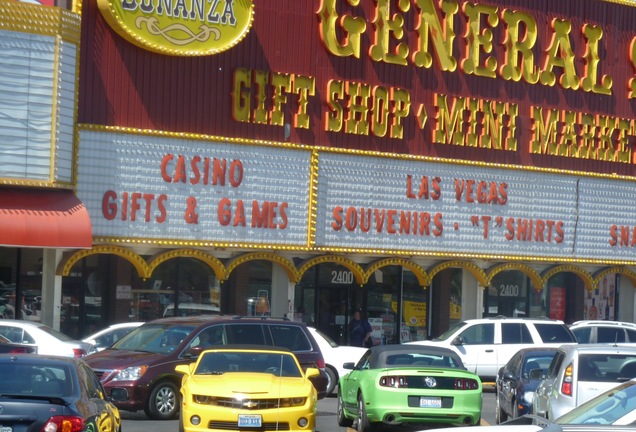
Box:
[404,317,576,381]
[569,320,636,344]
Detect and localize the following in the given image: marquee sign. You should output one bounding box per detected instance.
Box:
[77,129,311,246]
[77,128,636,263]
[96,0,254,55]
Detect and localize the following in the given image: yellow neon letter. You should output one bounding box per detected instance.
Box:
[412,0,458,71]
[500,9,539,84]
[232,68,251,123]
[345,81,371,135]
[629,37,636,99]
[370,0,410,65]
[461,2,498,78]
[581,24,612,95]
[325,80,345,132]
[540,18,580,90]
[292,75,315,130]
[270,72,291,126]
[317,0,366,58]
[530,106,560,155]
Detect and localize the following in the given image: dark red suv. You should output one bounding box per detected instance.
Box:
[84,316,328,419]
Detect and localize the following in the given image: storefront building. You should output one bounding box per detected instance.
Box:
[3,0,636,344]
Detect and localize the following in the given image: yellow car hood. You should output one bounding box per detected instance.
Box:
[187,373,314,398]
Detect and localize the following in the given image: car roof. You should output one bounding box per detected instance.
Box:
[515,347,560,355]
[143,315,305,326]
[368,344,464,368]
[570,320,636,328]
[107,322,144,328]
[201,344,294,353]
[559,343,636,354]
[0,319,46,328]
[0,353,82,365]
[370,344,459,358]
[463,317,566,324]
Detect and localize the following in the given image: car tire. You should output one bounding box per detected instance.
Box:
[356,393,372,432]
[495,392,507,424]
[337,388,353,427]
[145,380,179,420]
[325,366,338,396]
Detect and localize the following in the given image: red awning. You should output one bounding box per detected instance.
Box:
[0,188,92,248]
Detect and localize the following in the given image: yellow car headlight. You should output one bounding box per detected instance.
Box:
[194,395,213,404]
[279,397,307,407]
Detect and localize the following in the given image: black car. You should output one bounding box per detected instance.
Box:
[496,347,559,423]
[0,354,121,432]
[85,315,329,420]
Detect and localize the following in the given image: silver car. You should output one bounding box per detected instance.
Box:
[425,378,636,432]
[533,344,636,420]
[0,319,91,358]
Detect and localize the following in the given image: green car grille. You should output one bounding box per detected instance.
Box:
[404,376,461,389]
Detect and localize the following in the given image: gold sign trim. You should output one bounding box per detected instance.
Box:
[97,0,254,56]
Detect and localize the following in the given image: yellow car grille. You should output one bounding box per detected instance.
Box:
[211,397,304,410]
[208,421,290,430]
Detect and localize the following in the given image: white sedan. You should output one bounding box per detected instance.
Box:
[83,321,143,353]
[308,326,366,395]
[0,319,91,358]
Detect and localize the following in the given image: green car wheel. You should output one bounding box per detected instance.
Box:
[337,388,353,427]
[356,394,372,432]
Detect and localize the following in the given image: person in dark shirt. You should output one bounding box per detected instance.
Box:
[349,309,372,347]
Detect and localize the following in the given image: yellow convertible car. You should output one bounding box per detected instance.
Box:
[176,346,319,432]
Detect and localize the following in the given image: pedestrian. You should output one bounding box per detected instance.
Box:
[349,309,373,347]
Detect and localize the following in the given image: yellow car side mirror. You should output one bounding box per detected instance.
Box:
[305,367,320,378]
[175,364,190,374]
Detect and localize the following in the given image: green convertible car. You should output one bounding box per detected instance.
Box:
[337,344,482,431]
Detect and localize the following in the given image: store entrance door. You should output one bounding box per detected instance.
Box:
[313,267,364,346]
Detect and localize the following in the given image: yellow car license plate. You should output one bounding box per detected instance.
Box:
[238,414,262,427]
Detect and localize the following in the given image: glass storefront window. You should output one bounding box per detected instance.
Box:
[295,262,361,346]
[133,257,220,321]
[366,266,400,345]
[448,269,462,327]
[486,271,532,317]
[400,270,428,343]
[231,260,272,316]
[0,248,43,322]
[18,249,43,322]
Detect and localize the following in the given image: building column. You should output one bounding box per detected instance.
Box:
[461,272,481,320]
[271,264,290,318]
[40,249,62,330]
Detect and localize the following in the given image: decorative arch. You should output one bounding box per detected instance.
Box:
[224,252,299,282]
[147,249,226,281]
[364,258,429,287]
[541,265,594,292]
[428,260,488,287]
[486,263,543,292]
[56,245,148,277]
[593,267,636,290]
[296,255,365,286]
